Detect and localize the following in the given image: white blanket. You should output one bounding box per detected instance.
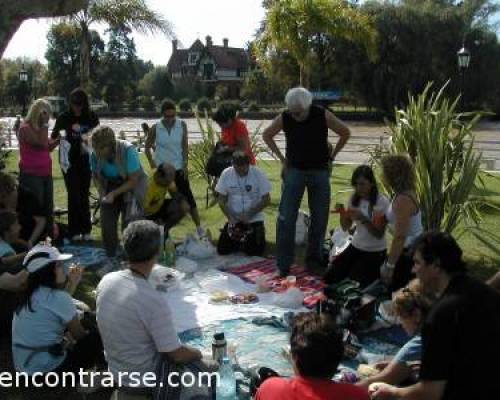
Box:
[154,254,306,333]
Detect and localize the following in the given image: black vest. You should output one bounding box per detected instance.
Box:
[282,105,329,170]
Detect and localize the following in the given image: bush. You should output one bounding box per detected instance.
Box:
[128,98,139,111]
[225,100,242,112]
[247,101,260,112]
[140,96,156,112]
[197,97,213,113]
[179,98,192,112]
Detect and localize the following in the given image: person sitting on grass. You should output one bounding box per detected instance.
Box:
[0,210,29,272]
[216,151,271,257]
[96,220,216,398]
[256,312,369,400]
[369,231,500,400]
[12,244,105,379]
[324,165,390,288]
[0,171,47,249]
[144,162,191,238]
[0,210,29,339]
[357,279,435,389]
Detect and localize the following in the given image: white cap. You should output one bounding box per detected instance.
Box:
[23,244,73,273]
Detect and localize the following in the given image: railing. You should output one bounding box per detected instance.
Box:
[2,125,500,171]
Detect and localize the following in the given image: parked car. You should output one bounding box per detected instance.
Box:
[44,96,67,118]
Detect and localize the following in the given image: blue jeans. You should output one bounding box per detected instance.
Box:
[276,167,331,275]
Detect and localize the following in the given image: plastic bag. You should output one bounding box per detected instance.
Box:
[329,228,351,261]
[175,256,199,274]
[295,210,310,246]
[177,234,216,259]
[148,265,184,292]
[272,288,305,309]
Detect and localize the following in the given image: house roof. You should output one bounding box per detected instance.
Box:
[168,39,248,73]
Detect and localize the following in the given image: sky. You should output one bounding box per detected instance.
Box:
[3,0,266,66]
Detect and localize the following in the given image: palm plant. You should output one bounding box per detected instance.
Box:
[370,83,499,248]
[68,0,173,89]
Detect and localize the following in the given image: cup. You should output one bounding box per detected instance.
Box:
[285,275,297,288]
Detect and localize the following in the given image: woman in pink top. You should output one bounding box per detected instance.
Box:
[17,99,59,237]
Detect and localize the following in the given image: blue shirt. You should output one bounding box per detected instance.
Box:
[393,335,422,366]
[0,239,15,258]
[90,147,141,179]
[12,287,77,375]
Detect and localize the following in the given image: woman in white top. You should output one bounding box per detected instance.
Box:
[324,165,390,288]
[380,154,423,291]
[145,99,203,235]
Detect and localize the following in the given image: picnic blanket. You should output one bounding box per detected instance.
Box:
[181,317,409,378]
[219,258,326,308]
[61,245,107,270]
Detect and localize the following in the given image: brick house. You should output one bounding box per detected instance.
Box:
[167,35,249,98]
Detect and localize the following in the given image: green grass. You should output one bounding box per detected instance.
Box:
[5,151,500,285]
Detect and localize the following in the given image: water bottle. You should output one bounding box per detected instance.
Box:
[212,332,227,364]
[217,357,236,399]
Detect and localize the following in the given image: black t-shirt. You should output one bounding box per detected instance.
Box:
[17,186,45,241]
[420,274,500,400]
[52,110,99,166]
[282,105,329,170]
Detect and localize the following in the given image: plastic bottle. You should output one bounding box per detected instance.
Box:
[217,357,236,399]
[163,238,176,267]
[212,332,228,364]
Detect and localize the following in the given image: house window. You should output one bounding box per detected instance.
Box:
[203,63,214,80]
[188,52,199,65]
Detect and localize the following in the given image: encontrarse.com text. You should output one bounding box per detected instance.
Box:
[0,370,220,388]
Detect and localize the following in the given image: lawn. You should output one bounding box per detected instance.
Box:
[2,151,500,399]
[5,150,500,284]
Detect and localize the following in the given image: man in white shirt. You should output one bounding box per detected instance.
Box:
[215,151,272,256]
[96,220,209,397]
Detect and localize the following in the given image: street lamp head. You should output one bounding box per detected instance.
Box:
[457,47,471,70]
[19,64,28,82]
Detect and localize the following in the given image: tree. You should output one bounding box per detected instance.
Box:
[45,22,104,97]
[332,0,500,113]
[67,0,173,89]
[99,26,147,106]
[0,58,48,108]
[258,0,377,88]
[0,0,87,58]
[138,66,174,100]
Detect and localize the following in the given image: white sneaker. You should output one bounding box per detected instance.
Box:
[71,234,82,242]
[82,233,93,241]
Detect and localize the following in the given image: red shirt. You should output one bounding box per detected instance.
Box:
[18,122,52,177]
[256,376,369,400]
[221,118,256,164]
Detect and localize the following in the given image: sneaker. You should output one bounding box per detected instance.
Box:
[82,233,93,241]
[71,234,82,242]
[97,257,120,278]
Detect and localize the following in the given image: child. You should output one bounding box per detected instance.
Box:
[0,210,28,273]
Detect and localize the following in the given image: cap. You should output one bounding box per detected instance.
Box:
[23,244,73,273]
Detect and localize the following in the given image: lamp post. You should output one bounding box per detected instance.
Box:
[457,46,471,111]
[18,64,29,116]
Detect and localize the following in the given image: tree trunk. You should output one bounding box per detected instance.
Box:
[299,64,310,89]
[0,0,88,58]
[79,23,91,90]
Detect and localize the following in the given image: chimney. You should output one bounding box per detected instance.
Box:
[205,35,212,47]
[223,38,229,48]
[172,39,178,52]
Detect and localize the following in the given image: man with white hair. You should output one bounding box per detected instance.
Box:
[263,87,350,277]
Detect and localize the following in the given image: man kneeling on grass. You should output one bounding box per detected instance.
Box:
[96,220,216,399]
[216,151,271,256]
[143,162,191,240]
